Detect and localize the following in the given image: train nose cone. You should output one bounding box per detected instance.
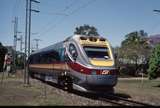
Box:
[87,75,118,86]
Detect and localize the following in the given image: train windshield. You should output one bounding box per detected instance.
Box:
[83,46,110,60]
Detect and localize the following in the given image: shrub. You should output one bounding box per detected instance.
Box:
[148,44,160,80]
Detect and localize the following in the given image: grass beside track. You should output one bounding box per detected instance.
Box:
[115,78,160,106]
[0,71,160,106]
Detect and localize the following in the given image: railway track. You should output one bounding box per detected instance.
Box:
[63,87,153,106]
[38,79,154,106]
[30,76,154,106]
[98,93,153,106]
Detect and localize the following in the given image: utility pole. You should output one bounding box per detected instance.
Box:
[33,38,41,50]
[24,0,29,85]
[17,35,23,52]
[26,0,40,85]
[13,17,18,74]
[28,0,40,56]
[20,35,23,52]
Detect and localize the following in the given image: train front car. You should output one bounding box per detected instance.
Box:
[66,35,118,93]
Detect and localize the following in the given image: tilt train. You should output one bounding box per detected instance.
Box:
[28,35,118,93]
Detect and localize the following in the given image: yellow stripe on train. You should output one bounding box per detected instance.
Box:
[90,59,114,67]
[79,39,108,47]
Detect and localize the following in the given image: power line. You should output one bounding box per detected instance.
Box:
[11,0,18,19]
[11,0,22,20]
[62,0,77,12]
[69,0,97,15]
[37,17,66,37]
[40,12,69,16]
[38,0,97,37]
[40,0,77,16]
[37,0,77,36]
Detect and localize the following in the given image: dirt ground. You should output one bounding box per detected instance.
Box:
[0,71,113,106]
[0,70,160,106]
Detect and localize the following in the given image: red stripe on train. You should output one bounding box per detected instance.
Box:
[68,62,118,75]
[67,62,92,74]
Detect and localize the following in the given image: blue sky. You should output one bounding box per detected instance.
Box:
[1,0,160,51]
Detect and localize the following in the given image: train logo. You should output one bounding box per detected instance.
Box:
[102,70,110,75]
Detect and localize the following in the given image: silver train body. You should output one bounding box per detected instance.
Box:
[28,35,118,93]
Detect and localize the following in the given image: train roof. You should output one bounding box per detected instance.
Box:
[30,41,64,56]
[30,35,108,56]
[30,35,76,56]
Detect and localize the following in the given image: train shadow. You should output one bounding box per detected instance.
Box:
[71,89,131,101]
[42,80,131,102]
[68,89,153,106]
[34,79,153,106]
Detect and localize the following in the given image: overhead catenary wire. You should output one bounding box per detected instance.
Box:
[37,0,78,37]
[11,0,18,20]
[38,0,97,37]
[11,0,22,20]
[61,0,77,12]
[39,0,77,16]
[69,0,97,15]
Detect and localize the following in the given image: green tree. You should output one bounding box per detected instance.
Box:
[117,30,151,76]
[74,24,99,36]
[0,42,7,71]
[148,44,160,80]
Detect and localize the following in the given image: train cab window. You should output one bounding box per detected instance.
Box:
[83,46,110,60]
[69,43,78,61]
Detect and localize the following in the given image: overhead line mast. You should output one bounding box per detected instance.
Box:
[33,38,41,51]
[13,17,18,74]
[24,0,40,85]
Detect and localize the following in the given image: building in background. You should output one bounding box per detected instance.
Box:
[146,34,160,47]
